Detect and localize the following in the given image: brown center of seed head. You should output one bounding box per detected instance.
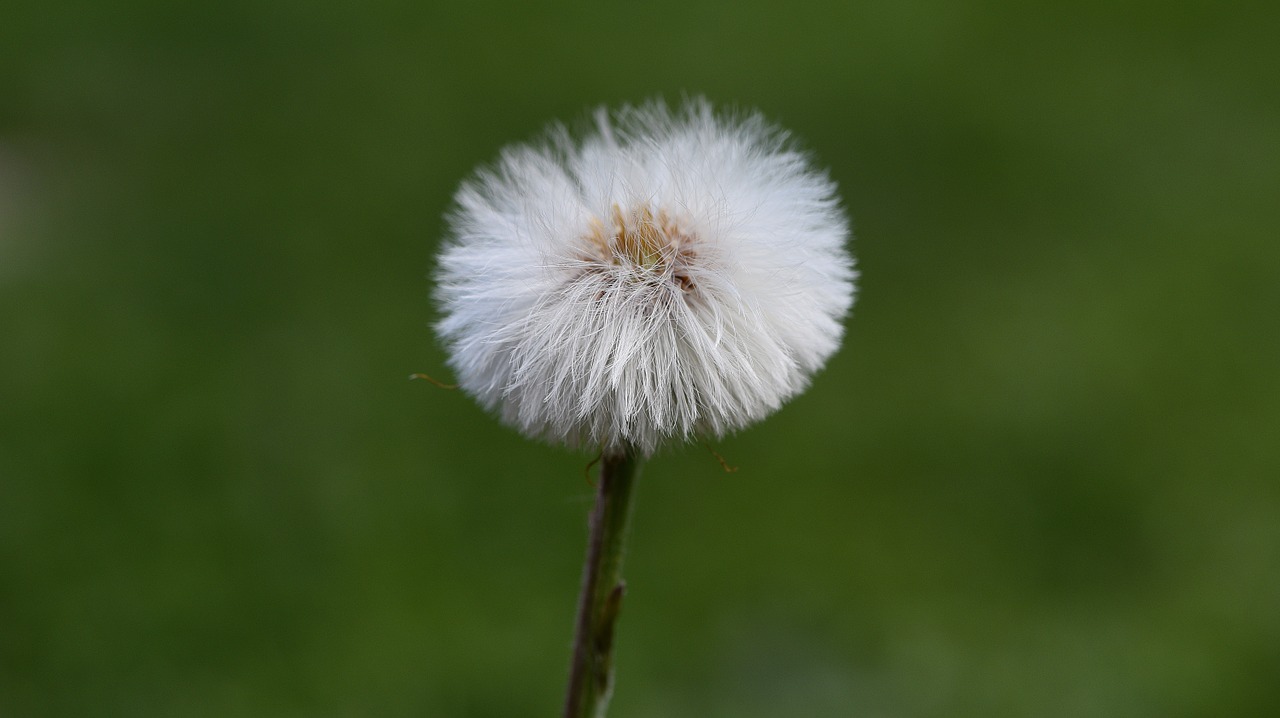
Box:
[583,204,697,291]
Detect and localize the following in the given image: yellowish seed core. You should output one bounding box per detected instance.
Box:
[586,204,680,268]
[581,204,697,293]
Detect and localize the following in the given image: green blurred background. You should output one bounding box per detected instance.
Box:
[2,1,1277,716]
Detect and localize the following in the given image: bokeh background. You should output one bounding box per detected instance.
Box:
[2,1,1277,716]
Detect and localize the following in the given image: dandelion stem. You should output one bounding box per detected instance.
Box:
[563,451,641,718]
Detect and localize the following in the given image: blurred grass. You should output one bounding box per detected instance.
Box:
[1,1,1277,716]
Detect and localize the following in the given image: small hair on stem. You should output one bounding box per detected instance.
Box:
[582,450,603,488]
[702,442,740,473]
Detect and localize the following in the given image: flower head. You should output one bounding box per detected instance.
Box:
[434,99,856,456]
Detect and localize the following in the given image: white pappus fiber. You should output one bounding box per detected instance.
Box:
[434,98,856,456]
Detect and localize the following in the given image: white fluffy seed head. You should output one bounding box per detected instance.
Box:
[434,98,856,456]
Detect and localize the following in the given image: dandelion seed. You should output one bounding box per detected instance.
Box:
[434,98,856,456]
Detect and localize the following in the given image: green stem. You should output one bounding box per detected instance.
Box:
[562,451,641,718]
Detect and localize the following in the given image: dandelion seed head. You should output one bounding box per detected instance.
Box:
[434,98,857,456]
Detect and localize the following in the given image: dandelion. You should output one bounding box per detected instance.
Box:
[434,98,855,458]
[431,98,856,718]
